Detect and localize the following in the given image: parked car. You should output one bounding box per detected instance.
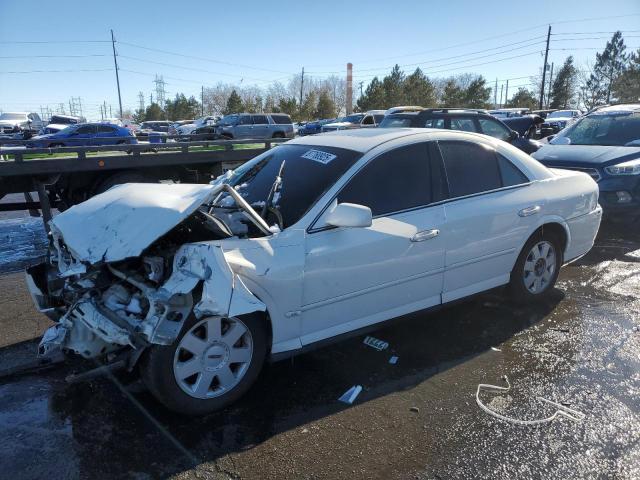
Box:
[321,110,386,132]
[214,113,294,139]
[541,109,582,134]
[168,120,196,136]
[489,108,531,119]
[189,125,219,141]
[501,114,545,139]
[379,108,542,154]
[41,115,86,135]
[28,128,601,414]
[26,123,137,148]
[175,116,218,136]
[384,106,425,115]
[0,111,45,139]
[136,121,172,141]
[298,118,336,136]
[532,104,640,219]
[531,109,557,120]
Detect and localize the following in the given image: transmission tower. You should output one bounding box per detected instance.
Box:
[138,91,145,112]
[58,103,66,115]
[154,75,166,108]
[68,97,83,117]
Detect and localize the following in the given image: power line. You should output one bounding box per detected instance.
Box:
[0,68,112,74]
[0,40,110,44]
[0,54,109,59]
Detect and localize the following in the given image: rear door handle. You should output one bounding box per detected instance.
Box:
[518,205,541,217]
[411,229,440,242]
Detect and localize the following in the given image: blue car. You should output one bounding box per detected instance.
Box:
[27,122,137,148]
[532,104,640,219]
[299,118,336,136]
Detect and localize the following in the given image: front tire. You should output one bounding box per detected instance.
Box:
[509,232,562,302]
[141,313,267,415]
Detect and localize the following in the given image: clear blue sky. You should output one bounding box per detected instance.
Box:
[1,0,639,119]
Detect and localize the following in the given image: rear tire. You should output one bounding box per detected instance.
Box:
[140,313,268,415]
[509,231,563,302]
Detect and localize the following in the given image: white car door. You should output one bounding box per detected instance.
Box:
[435,140,536,303]
[300,142,447,345]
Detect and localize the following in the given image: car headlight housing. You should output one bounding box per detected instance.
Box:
[605,158,640,176]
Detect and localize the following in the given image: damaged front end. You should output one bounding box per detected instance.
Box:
[26,183,267,367]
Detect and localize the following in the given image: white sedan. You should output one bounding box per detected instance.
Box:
[27,128,602,414]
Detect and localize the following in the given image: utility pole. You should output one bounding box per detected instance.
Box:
[299,67,304,107]
[499,84,504,107]
[104,100,107,120]
[539,25,551,110]
[359,81,364,97]
[494,78,498,108]
[111,29,123,119]
[201,85,204,116]
[505,80,509,106]
[138,91,144,112]
[547,62,554,108]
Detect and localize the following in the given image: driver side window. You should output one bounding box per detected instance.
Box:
[338,143,432,216]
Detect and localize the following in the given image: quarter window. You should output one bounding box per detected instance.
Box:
[338,143,431,216]
[424,118,445,128]
[498,154,529,186]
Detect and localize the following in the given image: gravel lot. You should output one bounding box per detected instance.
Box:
[0,219,638,480]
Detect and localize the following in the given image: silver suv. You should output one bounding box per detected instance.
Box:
[215,113,294,140]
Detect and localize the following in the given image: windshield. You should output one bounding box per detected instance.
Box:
[0,113,26,121]
[548,110,576,119]
[379,116,413,128]
[550,112,640,146]
[220,144,362,228]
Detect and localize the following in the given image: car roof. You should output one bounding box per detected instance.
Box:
[287,127,503,152]
[590,104,640,114]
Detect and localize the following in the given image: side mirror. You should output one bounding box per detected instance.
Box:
[325,202,372,228]
[546,135,555,141]
[508,130,519,141]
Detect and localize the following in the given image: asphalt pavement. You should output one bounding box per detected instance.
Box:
[0,221,638,480]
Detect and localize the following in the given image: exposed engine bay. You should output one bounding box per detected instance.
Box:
[29,183,269,365]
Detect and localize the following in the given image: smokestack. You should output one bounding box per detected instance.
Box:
[346,63,353,114]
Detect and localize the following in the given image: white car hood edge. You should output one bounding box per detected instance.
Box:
[50,183,224,265]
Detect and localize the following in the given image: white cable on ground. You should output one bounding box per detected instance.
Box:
[476,375,586,426]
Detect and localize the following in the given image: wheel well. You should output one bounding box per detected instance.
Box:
[241,309,273,355]
[537,223,568,253]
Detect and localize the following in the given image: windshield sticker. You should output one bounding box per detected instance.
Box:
[302,149,336,164]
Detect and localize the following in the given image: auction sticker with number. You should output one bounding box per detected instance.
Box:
[301,149,337,164]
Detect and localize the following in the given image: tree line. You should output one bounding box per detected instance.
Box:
[132,31,639,123]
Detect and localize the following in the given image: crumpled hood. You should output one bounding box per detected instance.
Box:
[0,121,22,128]
[532,145,640,167]
[50,183,222,265]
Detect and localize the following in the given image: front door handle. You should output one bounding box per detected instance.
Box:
[411,229,440,242]
[518,205,541,217]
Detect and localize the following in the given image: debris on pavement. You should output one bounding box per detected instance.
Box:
[389,355,399,364]
[363,336,389,351]
[476,375,586,426]
[410,406,420,413]
[338,385,363,404]
[490,347,501,352]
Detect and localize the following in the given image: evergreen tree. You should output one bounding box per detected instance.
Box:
[144,103,164,121]
[440,79,464,107]
[461,76,492,108]
[164,93,200,120]
[299,91,318,121]
[550,56,578,109]
[316,90,336,119]
[224,90,243,114]
[505,88,538,110]
[356,77,385,111]
[402,68,436,107]
[277,97,298,118]
[381,65,405,108]
[583,31,628,106]
[612,48,640,103]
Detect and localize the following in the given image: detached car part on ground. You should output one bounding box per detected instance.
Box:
[27,129,601,415]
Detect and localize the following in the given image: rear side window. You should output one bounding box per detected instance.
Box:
[379,116,413,128]
[478,118,511,141]
[252,115,269,124]
[98,125,116,133]
[271,114,292,125]
[498,154,529,186]
[450,118,477,132]
[239,116,252,125]
[75,125,96,135]
[438,141,501,197]
[362,115,375,125]
[338,143,431,216]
